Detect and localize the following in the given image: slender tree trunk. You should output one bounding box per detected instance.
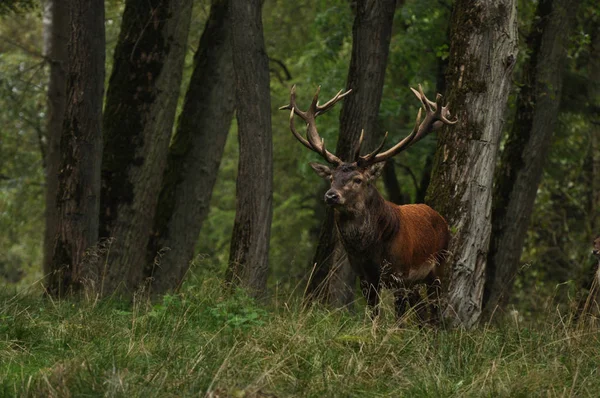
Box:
[382,161,406,205]
[307,0,396,306]
[148,0,235,294]
[483,0,579,317]
[100,0,192,295]
[225,0,273,297]
[415,152,434,204]
[47,0,104,296]
[42,0,69,277]
[425,0,518,328]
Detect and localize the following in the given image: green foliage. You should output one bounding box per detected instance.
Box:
[0,12,45,284]
[510,0,600,315]
[208,289,268,330]
[1,279,600,396]
[0,0,36,16]
[1,0,600,320]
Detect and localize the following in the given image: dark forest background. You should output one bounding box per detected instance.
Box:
[1,0,599,325]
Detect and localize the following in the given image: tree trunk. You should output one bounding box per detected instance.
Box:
[483,0,579,317]
[42,0,69,278]
[382,161,406,205]
[307,0,396,306]
[590,22,600,233]
[425,0,518,328]
[46,0,104,297]
[148,0,235,295]
[225,0,273,297]
[100,0,192,295]
[415,152,434,204]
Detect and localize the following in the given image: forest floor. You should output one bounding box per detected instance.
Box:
[1,276,600,397]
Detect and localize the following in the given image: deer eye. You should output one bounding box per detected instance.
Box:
[353,178,362,185]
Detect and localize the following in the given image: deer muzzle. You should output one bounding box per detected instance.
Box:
[324,190,342,206]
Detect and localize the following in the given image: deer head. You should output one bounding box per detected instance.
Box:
[280,85,457,213]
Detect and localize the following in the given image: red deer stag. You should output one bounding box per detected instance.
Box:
[280,85,456,321]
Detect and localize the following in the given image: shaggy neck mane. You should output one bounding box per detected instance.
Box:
[336,185,400,250]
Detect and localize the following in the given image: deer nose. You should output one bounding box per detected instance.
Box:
[324,190,340,204]
[593,249,599,255]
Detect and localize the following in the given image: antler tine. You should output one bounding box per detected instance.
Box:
[318,137,339,165]
[316,88,353,116]
[365,108,422,164]
[280,85,346,165]
[358,131,389,165]
[353,129,365,161]
[359,85,457,165]
[288,108,313,150]
[434,93,458,125]
[279,84,306,118]
[308,85,322,114]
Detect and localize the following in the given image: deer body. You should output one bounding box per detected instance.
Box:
[281,84,456,321]
[335,187,448,285]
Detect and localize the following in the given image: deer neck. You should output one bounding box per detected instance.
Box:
[334,186,399,255]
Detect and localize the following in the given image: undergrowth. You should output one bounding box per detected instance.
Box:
[1,277,599,397]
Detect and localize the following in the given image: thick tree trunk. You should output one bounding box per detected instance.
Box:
[225,0,273,297]
[425,0,518,328]
[307,0,396,306]
[100,0,192,295]
[42,0,69,277]
[483,0,579,317]
[47,0,104,296]
[148,0,235,294]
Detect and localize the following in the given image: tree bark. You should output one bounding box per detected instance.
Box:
[42,0,69,278]
[46,0,104,296]
[306,0,396,306]
[425,0,518,328]
[483,0,579,317]
[225,0,273,297]
[148,0,235,294]
[100,0,192,295]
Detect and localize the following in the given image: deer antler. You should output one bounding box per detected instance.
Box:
[280,85,352,165]
[356,84,457,166]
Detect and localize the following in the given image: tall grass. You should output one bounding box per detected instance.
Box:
[1,276,599,397]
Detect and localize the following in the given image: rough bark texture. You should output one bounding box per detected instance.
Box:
[42,0,69,277]
[47,0,104,296]
[100,0,192,295]
[425,0,518,328]
[225,0,273,297]
[307,0,396,306]
[483,0,579,316]
[148,0,235,294]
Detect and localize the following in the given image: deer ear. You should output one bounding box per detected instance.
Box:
[366,162,385,181]
[309,162,332,179]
